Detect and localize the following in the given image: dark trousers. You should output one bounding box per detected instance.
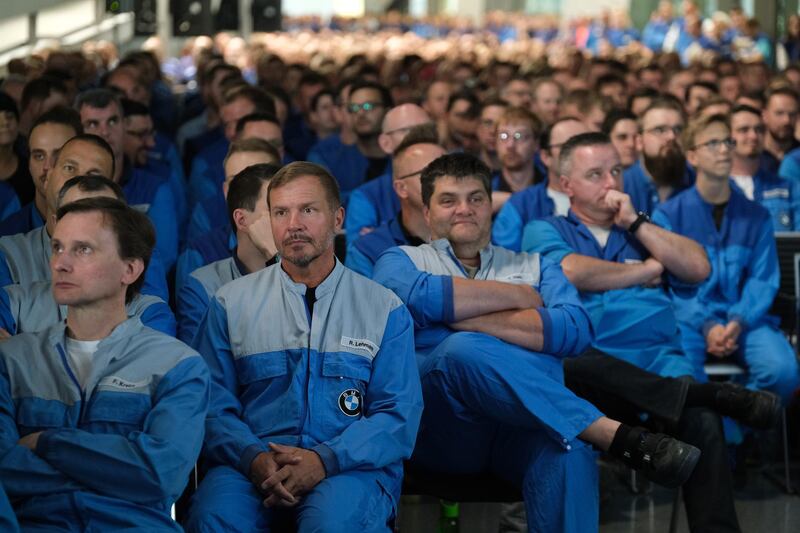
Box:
[564,349,741,533]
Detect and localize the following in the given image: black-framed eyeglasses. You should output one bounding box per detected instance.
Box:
[348,102,383,114]
[497,131,533,143]
[691,137,736,151]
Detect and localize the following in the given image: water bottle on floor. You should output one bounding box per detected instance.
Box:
[438,500,459,533]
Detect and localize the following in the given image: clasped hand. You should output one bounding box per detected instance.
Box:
[706,322,741,358]
[250,443,327,508]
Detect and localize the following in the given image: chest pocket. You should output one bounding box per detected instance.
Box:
[320,353,373,436]
[16,399,75,433]
[83,392,152,431]
[236,352,288,384]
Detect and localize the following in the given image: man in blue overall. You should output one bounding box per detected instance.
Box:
[186,162,423,532]
[176,163,280,344]
[0,134,169,301]
[655,113,800,404]
[0,197,209,530]
[373,153,702,533]
[523,131,779,532]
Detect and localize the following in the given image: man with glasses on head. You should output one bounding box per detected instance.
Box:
[655,114,800,404]
[344,104,431,243]
[730,104,800,231]
[309,80,392,206]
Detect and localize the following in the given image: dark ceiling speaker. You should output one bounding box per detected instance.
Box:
[252,0,283,33]
[134,0,158,35]
[170,0,213,36]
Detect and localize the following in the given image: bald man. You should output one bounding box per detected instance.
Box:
[344,104,431,243]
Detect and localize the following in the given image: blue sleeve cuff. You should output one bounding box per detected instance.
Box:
[238,443,267,477]
[441,276,454,324]
[702,319,722,337]
[538,307,554,354]
[727,314,746,330]
[312,443,339,477]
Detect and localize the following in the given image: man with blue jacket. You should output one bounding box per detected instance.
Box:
[0,197,209,531]
[76,89,180,270]
[655,113,800,403]
[730,104,800,230]
[0,134,169,301]
[522,132,781,532]
[176,163,280,344]
[0,175,175,337]
[186,162,423,532]
[346,125,442,277]
[373,153,701,532]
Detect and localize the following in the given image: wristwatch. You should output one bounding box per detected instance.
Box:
[628,211,651,234]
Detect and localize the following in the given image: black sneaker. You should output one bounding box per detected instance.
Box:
[621,430,701,489]
[715,383,781,430]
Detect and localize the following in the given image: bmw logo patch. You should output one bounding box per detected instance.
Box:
[338,389,362,417]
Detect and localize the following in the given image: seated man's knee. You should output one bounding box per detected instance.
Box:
[297,474,393,533]
[184,467,266,533]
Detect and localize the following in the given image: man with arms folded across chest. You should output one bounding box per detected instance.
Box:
[373,153,702,533]
[0,197,209,531]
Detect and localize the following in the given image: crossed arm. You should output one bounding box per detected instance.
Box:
[448,277,545,351]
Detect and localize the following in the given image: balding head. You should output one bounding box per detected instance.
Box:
[378,104,431,155]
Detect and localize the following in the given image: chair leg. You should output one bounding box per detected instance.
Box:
[781,408,794,494]
[668,486,682,533]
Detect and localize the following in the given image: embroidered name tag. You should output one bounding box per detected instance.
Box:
[98,376,151,391]
[763,189,789,199]
[340,336,378,356]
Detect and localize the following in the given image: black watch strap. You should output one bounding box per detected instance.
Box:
[628,211,651,234]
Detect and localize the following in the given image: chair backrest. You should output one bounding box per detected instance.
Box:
[775,232,800,302]
[773,232,800,334]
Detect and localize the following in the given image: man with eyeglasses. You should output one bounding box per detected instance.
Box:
[522,131,777,533]
[654,113,800,405]
[639,96,695,203]
[344,104,431,244]
[492,117,589,251]
[309,80,392,206]
[121,99,187,231]
[346,125,443,277]
[491,107,544,214]
[730,105,800,231]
